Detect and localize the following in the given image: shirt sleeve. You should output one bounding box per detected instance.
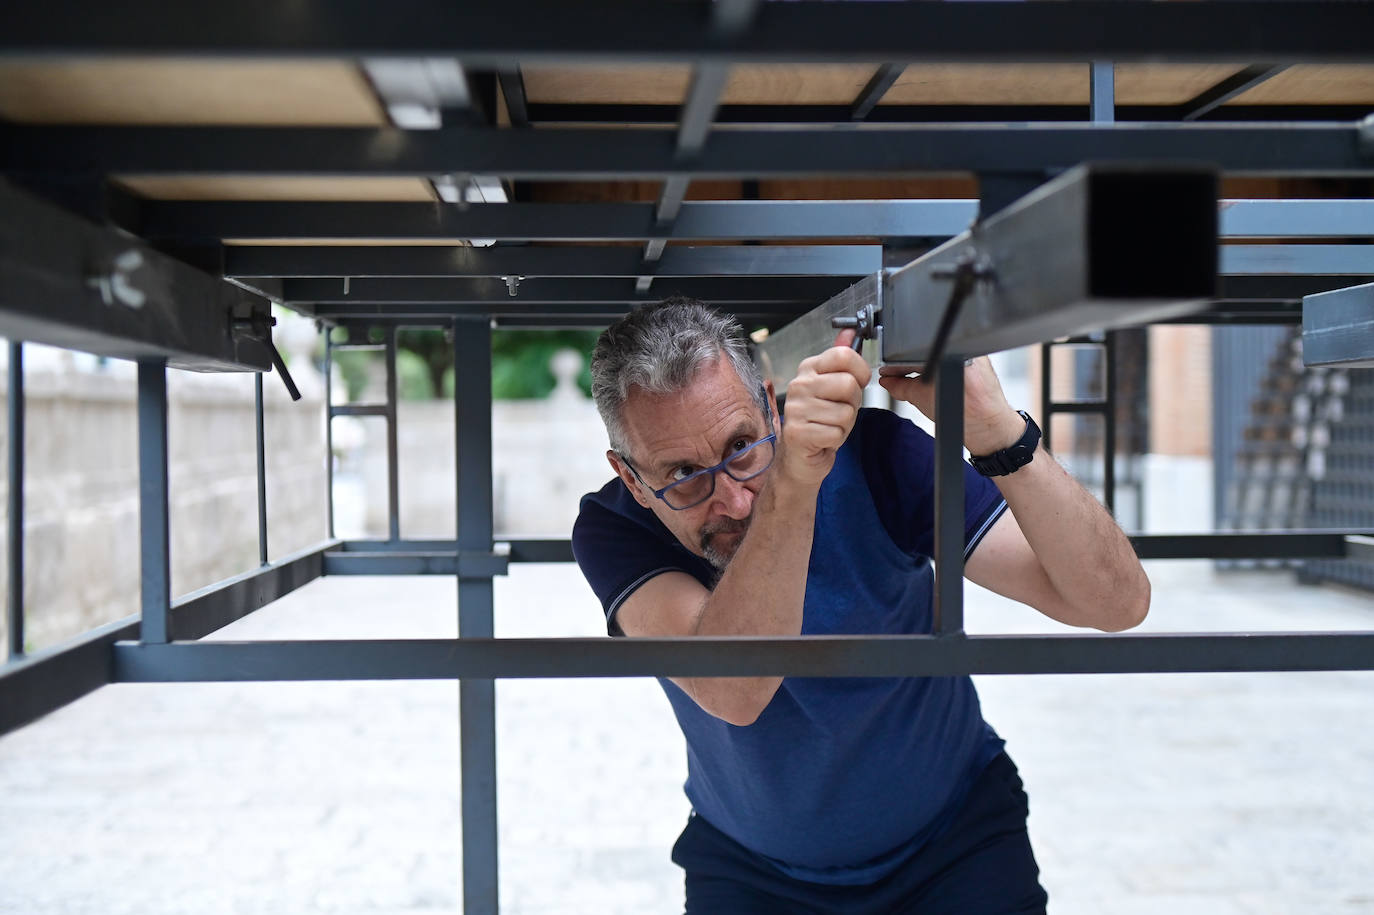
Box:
[571,482,714,637]
[855,408,1008,562]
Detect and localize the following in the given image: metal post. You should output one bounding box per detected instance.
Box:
[137,360,171,644]
[7,341,24,659]
[1039,342,1053,451]
[453,315,498,914]
[255,372,269,565]
[1103,332,1118,515]
[324,331,335,539]
[933,355,965,636]
[1090,61,1115,123]
[385,328,401,541]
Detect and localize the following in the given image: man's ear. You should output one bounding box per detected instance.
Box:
[764,380,782,435]
[607,450,654,510]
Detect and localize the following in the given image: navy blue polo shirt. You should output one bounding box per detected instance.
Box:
[572,408,1008,884]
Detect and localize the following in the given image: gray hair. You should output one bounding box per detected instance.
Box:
[591,297,768,457]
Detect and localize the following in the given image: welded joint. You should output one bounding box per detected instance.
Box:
[457,548,511,580]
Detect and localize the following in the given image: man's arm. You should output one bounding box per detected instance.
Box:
[880,357,1150,633]
[617,335,871,726]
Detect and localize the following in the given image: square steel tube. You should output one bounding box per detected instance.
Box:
[880,164,1218,365]
[1302,281,1374,368]
[0,181,272,372]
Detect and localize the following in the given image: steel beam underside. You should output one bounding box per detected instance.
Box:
[0,180,273,372]
[6,123,1374,177]
[5,2,1372,61]
[128,199,1374,244]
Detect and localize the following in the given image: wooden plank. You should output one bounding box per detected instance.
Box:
[1226,65,1374,105]
[0,59,386,125]
[1114,64,1247,105]
[116,176,436,202]
[521,64,691,104]
[722,64,879,105]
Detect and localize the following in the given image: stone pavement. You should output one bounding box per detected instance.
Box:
[1,561,1371,914]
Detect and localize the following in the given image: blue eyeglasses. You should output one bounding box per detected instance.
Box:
[623,434,777,510]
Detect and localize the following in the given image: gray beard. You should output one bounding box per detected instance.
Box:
[700,517,751,570]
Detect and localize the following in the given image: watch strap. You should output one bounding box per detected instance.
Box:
[970,411,1040,477]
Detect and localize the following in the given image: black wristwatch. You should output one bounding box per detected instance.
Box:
[970,411,1040,477]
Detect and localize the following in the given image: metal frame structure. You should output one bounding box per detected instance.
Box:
[3,4,1374,912]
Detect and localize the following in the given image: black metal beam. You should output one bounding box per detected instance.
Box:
[282,276,851,305]
[8,124,1373,177]
[0,541,331,736]
[497,68,530,128]
[0,180,272,371]
[1219,275,1374,301]
[225,244,881,279]
[1128,532,1354,560]
[877,165,1219,366]
[5,2,1372,62]
[1180,65,1290,122]
[111,632,1374,682]
[524,103,1374,125]
[850,64,905,122]
[1302,281,1374,368]
[135,199,1374,243]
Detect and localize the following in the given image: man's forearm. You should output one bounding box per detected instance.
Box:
[683,474,818,725]
[995,445,1150,631]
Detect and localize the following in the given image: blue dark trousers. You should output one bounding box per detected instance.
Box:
[670,752,1048,915]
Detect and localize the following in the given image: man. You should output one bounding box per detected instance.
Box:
[572,298,1149,913]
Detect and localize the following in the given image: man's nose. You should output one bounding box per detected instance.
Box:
[710,471,754,519]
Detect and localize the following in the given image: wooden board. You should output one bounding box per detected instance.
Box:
[521,65,692,105]
[0,59,386,125]
[1228,65,1374,105]
[116,176,435,202]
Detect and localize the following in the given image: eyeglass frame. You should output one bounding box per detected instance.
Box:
[618,393,778,511]
[621,433,778,511]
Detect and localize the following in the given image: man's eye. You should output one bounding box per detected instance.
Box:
[670,466,697,481]
[730,438,751,453]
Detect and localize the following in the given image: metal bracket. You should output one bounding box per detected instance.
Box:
[231,305,302,401]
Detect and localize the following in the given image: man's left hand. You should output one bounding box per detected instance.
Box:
[878,356,1025,456]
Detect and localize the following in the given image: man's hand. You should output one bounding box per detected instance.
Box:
[878,356,1024,456]
[779,329,872,487]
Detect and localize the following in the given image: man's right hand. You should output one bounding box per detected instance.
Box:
[776,329,871,488]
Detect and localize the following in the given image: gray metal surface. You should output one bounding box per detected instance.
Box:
[753,273,881,393]
[11,124,1371,177]
[7,342,23,660]
[0,180,272,372]
[110,631,1374,681]
[254,373,268,565]
[226,244,881,279]
[137,361,171,644]
[933,357,965,635]
[129,198,1374,244]
[881,164,1217,365]
[1302,282,1374,368]
[453,316,498,915]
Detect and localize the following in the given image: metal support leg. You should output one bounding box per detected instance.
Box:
[137,360,171,644]
[255,372,269,565]
[933,355,965,636]
[324,332,335,539]
[1103,331,1118,515]
[385,328,401,542]
[7,341,24,659]
[454,316,498,914]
